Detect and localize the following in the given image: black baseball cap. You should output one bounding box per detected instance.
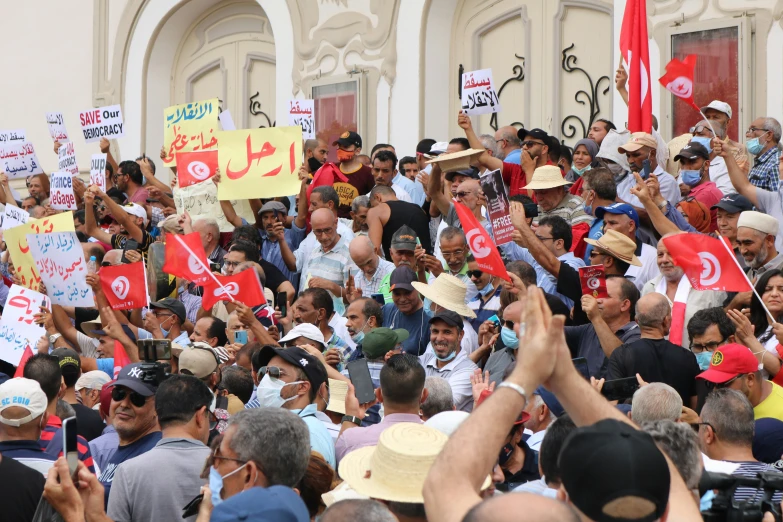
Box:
[333,131,362,149]
[559,419,670,522]
[51,348,80,371]
[92,324,137,343]
[428,310,464,330]
[712,193,754,214]
[445,166,480,182]
[109,363,158,396]
[389,266,417,292]
[390,225,418,251]
[673,142,710,162]
[253,346,327,392]
[150,298,186,324]
[517,128,551,143]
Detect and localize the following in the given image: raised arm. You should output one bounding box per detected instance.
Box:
[714,138,758,207]
[0,173,17,206]
[272,221,297,272]
[457,111,503,172]
[366,205,387,257]
[98,188,145,243]
[426,163,453,217]
[82,189,113,244]
[509,201,562,276]
[100,138,120,181]
[629,172,684,236]
[137,156,170,193]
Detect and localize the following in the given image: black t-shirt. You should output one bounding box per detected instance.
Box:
[0,453,46,522]
[70,402,106,441]
[556,263,588,325]
[259,259,288,292]
[381,201,433,259]
[111,228,154,261]
[498,439,540,492]
[607,338,701,404]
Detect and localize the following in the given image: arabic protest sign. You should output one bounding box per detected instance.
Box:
[0,285,48,366]
[219,110,237,131]
[287,99,315,140]
[461,68,502,116]
[479,169,514,245]
[79,104,125,143]
[216,126,303,201]
[46,112,69,142]
[27,231,94,307]
[90,153,107,192]
[3,204,29,231]
[173,179,255,233]
[0,129,26,144]
[57,142,78,176]
[6,212,75,290]
[50,172,78,210]
[0,141,44,178]
[162,98,220,167]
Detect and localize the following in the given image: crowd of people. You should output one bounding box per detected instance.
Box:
[2,67,783,522]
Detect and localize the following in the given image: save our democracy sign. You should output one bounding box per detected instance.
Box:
[162,98,219,167]
[79,104,125,143]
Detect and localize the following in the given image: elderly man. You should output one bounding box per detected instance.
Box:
[421,227,478,302]
[0,378,56,474]
[291,185,355,267]
[689,118,732,194]
[428,163,494,243]
[630,383,683,423]
[735,211,783,281]
[75,371,112,412]
[744,117,782,192]
[495,125,523,164]
[594,203,658,290]
[377,225,423,302]
[381,267,431,356]
[701,100,750,176]
[673,142,723,229]
[523,387,564,454]
[347,236,395,301]
[366,184,431,263]
[350,195,370,235]
[642,233,726,349]
[289,289,351,365]
[608,293,700,407]
[521,165,592,227]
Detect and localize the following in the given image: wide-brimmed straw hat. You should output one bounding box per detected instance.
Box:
[583,229,642,267]
[425,148,484,173]
[521,165,570,190]
[412,274,476,318]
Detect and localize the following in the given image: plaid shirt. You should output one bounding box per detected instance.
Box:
[749,147,780,192]
[353,258,395,297]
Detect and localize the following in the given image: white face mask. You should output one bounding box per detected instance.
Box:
[257,374,304,408]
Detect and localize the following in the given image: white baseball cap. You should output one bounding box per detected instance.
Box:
[700,100,732,120]
[76,370,112,392]
[0,378,48,427]
[121,203,148,227]
[278,323,327,349]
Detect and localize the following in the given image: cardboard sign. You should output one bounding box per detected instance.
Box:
[50,172,78,210]
[0,129,26,144]
[0,141,43,178]
[579,265,608,299]
[216,126,303,201]
[162,98,219,167]
[90,153,107,192]
[3,204,29,231]
[173,179,255,233]
[46,112,69,142]
[0,285,48,365]
[287,99,315,139]
[57,142,78,175]
[5,213,75,290]
[461,68,502,116]
[479,169,514,245]
[219,110,237,131]
[79,104,125,143]
[26,231,94,307]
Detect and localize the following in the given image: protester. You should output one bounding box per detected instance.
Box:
[0,377,56,474]
[630,383,683,423]
[51,347,105,441]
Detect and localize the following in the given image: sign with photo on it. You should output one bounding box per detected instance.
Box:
[90,153,107,192]
[79,104,125,143]
[287,99,315,140]
[479,169,514,245]
[162,98,220,167]
[460,68,501,116]
[0,285,48,366]
[26,231,94,307]
[46,112,69,142]
[0,141,43,178]
[58,142,78,176]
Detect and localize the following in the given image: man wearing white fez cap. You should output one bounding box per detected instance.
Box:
[736,210,783,280]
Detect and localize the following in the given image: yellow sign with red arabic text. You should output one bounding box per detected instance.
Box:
[162,98,220,167]
[216,126,303,200]
[5,212,75,290]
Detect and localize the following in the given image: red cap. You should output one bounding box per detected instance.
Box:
[99,381,115,418]
[696,343,760,383]
[476,389,531,424]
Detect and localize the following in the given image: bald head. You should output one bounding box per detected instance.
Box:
[503,301,523,322]
[350,236,375,258]
[635,293,671,330]
[463,493,580,522]
[104,249,123,266]
[311,208,336,228]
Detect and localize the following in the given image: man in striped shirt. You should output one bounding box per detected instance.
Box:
[347,235,395,300]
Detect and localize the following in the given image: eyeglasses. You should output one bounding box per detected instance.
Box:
[211,447,247,465]
[260,366,289,380]
[441,249,465,260]
[467,270,483,279]
[522,141,543,148]
[455,191,474,199]
[705,373,746,390]
[746,127,770,135]
[690,339,726,352]
[536,236,554,242]
[111,387,148,408]
[224,260,241,268]
[696,421,716,432]
[313,228,335,235]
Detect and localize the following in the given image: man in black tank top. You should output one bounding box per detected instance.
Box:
[366,184,432,261]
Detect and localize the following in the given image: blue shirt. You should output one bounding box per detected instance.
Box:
[393,172,426,206]
[583,218,604,264]
[502,244,586,308]
[99,431,162,507]
[749,147,781,192]
[293,404,336,467]
[381,304,430,356]
[260,227,306,284]
[0,440,57,475]
[468,286,502,333]
[504,149,522,166]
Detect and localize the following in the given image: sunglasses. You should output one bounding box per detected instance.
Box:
[705,373,745,390]
[260,366,289,380]
[467,270,483,279]
[111,387,148,407]
[522,140,543,148]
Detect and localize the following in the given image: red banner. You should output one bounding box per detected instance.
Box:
[201,268,265,310]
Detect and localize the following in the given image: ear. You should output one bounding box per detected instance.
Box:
[728,334,736,344]
[420,388,429,404]
[375,387,383,404]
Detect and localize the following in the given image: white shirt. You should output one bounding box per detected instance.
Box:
[526,429,547,452]
[625,242,660,291]
[617,166,681,208]
[295,221,355,282]
[708,156,732,195]
[392,184,412,203]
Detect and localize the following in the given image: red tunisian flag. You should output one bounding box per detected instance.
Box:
[112,342,132,379]
[620,0,652,132]
[13,345,34,378]
[662,234,752,292]
[307,163,348,205]
[201,268,265,310]
[163,232,211,285]
[453,201,509,281]
[100,262,149,310]
[659,55,700,112]
[175,150,219,188]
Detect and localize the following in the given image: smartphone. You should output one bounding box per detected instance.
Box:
[234,330,248,345]
[640,159,651,180]
[137,339,172,362]
[371,293,385,306]
[572,357,590,380]
[487,314,500,329]
[347,359,376,404]
[121,239,140,264]
[277,291,287,317]
[273,209,279,221]
[63,417,78,479]
[600,377,640,401]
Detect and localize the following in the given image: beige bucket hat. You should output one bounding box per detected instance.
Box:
[584,229,642,267]
[412,273,476,318]
[521,165,570,190]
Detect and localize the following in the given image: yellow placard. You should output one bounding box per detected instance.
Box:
[6,212,75,289]
[216,126,303,201]
[162,98,220,167]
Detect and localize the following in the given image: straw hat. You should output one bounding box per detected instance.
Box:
[425,148,484,173]
[326,378,348,415]
[521,165,570,190]
[583,229,642,267]
[81,318,104,339]
[412,274,476,318]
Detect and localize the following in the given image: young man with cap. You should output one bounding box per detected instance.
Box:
[0,378,56,474]
[51,347,105,441]
[382,266,431,356]
[376,226,427,302]
[84,187,154,258]
[332,130,375,218]
[735,210,783,281]
[252,345,335,467]
[673,141,723,228]
[366,184,431,263]
[346,235,395,301]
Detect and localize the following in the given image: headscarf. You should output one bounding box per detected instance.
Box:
[596,129,631,172]
[565,139,600,186]
[677,199,711,233]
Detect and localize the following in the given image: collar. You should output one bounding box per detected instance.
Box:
[318,235,346,254]
[294,403,319,418]
[758,252,783,274]
[156,437,207,448]
[756,147,778,164]
[634,236,643,256]
[425,350,465,371]
[557,251,576,263]
[46,415,62,429]
[616,321,639,335]
[380,413,424,424]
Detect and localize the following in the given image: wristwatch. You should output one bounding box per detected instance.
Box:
[48,333,62,344]
[341,415,362,426]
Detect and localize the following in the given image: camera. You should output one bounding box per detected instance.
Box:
[700,471,783,521]
[136,339,172,386]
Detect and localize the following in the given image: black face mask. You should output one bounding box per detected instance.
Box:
[308,157,324,173]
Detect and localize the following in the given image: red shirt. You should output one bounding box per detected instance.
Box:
[501,159,558,197]
[40,415,95,473]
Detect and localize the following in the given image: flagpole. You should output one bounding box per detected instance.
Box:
[173,234,236,303]
[698,109,718,140]
[717,233,776,324]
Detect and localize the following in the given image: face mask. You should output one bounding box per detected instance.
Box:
[209,463,248,507]
[479,281,495,297]
[258,374,304,408]
[435,350,457,363]
[158,315,173,338]
[498,443,515,466]
[336,149,355,162]
[572,164,592,177]
[747,137,764,155]
[695,351,713,371]
[500,326,519,349]
[583,191,595,217]
[690,136,712,153]
[681,169,702,187]
[307,157,323,173]
[351,318,370,343]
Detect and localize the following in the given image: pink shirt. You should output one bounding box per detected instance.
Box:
[334,413,423,464]
[689,181,723,231]
[127,187,150,205]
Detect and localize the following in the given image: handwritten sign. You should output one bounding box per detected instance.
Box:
[50,172,77,210]
[219,110,236,131]
[0,141,44,178]
[58,142,78,176]
[217,126,303,201]
[6,213,75,290]
[163,98,219,167]
[0,285,48,365]
[46,112,69,142]
[90,153,107,192]
[461,68,501,116]
[479,169,514,245]
[27,231,94,307]
[0,129,26,144]
[79,104,125,143]
[3,205,29,231]
[287,99,315,139]
[173,179,255,233]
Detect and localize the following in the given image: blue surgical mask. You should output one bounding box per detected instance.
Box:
[572,164,592,177]
[351,331,365,344]
[435,350,457,363]
[209,463,248,507]
[500,326,519,349]
[747,137,764,155]
[695,351,713,371]
[681,169,702,187]
[479,282,495,297]
[690,136,712,153]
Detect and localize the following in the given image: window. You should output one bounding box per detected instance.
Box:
[313,81,358,162]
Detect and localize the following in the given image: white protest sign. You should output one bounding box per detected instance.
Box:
[58,142,78,175]
[79,104,125,143]
[27,231,94,307]
[90,153,107,192]
[3,204,29,230]
[0,285,48,365]
[50,172,78,210]
[218,110,236,131]
[460,68,502,116]
[46,112,69,142]
[0,141,43,178]
[0,129,26,144]
[287,99,315,139]
[173,179,255,233]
